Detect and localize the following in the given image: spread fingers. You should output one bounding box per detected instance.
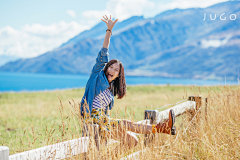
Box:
[101,19,107,23]
[103,16,107,20]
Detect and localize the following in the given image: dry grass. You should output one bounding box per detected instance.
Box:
[0,85,239,159]
[76,85,240,160]
[141,88,240,159]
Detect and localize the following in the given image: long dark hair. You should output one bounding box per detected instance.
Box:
[103,59,127,99]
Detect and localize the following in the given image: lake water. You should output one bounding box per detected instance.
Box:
[0,72,238,92]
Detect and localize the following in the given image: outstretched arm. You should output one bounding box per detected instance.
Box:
[101,15,118,49]
[89,15,118,74]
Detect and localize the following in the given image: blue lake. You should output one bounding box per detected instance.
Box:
[0,72,238,92]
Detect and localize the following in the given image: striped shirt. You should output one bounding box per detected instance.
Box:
[92,88,113,110]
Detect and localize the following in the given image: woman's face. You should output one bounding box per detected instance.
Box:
[106,63,120,83]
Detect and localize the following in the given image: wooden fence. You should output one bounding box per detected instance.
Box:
[1,95,202,160]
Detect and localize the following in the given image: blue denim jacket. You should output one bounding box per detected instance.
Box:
[80,47,114,116]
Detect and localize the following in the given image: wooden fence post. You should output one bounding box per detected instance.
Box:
[82,124,100,159]
[188,95,201,110]
[82,124,100,150]
[205,98,208,121]
[144,110,157,124]
[144,110,157,146]
[0,146,9,160]
[188,95,202,122]
[227,95,230,107]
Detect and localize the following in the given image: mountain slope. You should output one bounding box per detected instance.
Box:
[127,31,240,80]
[1,1,240,80]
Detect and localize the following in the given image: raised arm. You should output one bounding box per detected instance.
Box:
[101,15,118,49]
[90,15,118,74]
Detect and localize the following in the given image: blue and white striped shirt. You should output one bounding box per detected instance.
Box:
[92,88,113,110]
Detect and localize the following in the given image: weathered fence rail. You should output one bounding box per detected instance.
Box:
[0,147,9,160]
[122,96,201,159]
[145,100,196,124]
[1,96,202,160]
[1,137,89,160]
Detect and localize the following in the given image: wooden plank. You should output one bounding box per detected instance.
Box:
[0,146,9,160]
[145,101,196,124]
[9,137,89,160]
[144,101,195,146]
[155,101,196,123]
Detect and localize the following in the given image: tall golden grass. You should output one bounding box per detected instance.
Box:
[141,86,240,159]
[1,85,239,159]
[68,85,240,159]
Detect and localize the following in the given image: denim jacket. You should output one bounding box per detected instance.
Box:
[80,47,114,116]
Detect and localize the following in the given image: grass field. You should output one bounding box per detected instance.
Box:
[0,85,239,159]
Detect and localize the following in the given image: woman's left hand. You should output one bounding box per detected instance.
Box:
[101,15,118,30]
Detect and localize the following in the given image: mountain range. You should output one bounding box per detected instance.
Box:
[1,1,240,81]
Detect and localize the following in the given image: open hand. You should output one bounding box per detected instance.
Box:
[101,15,118,30]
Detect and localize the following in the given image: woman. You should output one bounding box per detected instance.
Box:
[80,15,176,149]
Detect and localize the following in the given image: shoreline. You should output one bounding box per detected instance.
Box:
[1,71,239,93]
[0,83,239,94]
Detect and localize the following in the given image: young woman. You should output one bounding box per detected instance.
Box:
[80,15,176,149]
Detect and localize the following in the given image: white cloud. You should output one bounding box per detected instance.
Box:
[82,10,111,26]
[0,0,229,59]
[0,21,89,58]
[201,35,232,48]
[154,0,228,15]
[106,0,154,20]
[172,0,228,9]
[81,0,155,25]
[81,0,228,27]
[66,10,76,18]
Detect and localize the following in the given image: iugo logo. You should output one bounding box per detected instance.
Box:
[203,13,237,21]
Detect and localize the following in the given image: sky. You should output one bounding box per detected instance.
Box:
[0,0,228,60]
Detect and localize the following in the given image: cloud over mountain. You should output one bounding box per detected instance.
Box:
[0,21,89,58]
[1,1,239,81]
